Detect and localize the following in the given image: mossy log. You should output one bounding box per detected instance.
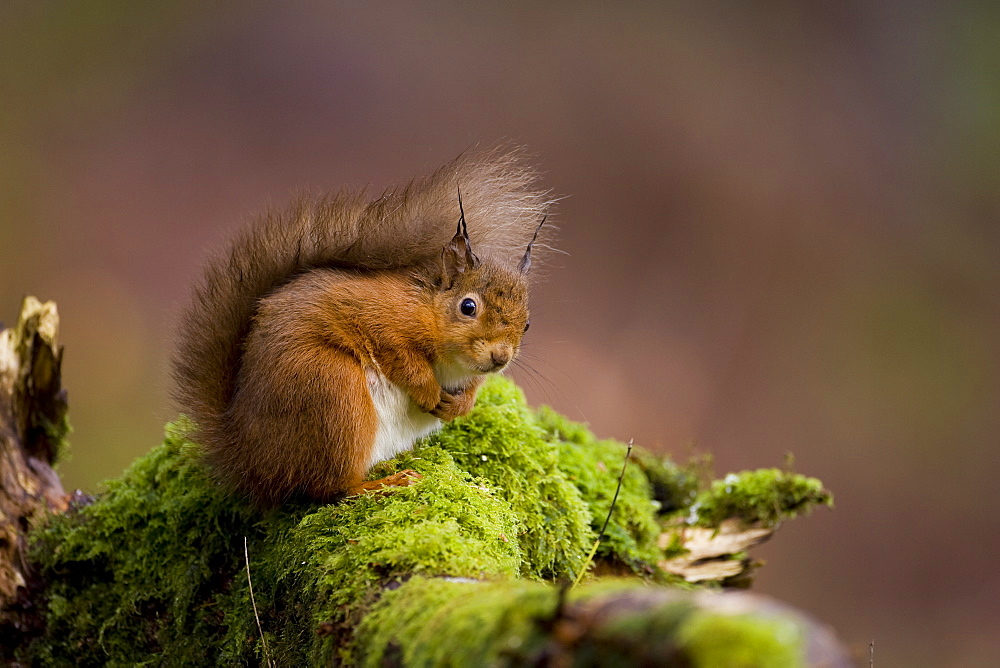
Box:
[0,297,847,666]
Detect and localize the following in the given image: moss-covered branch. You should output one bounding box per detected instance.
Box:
[355,577,847,667]
[8,373,839,665]
[0,296,842,664]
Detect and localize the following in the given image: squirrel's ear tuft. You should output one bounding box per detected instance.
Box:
[518,215,546,275]
[440,187,480,288]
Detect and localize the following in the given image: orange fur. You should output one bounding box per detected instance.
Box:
[172,148,552,505]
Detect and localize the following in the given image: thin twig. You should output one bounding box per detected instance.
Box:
[245,536,273,668]
[572,439,633,588]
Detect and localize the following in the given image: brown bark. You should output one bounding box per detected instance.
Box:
[0,297,70,607]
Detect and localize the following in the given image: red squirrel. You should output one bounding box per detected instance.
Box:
[172,148,551,506]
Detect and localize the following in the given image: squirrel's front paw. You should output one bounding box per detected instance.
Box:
[430,391,460,420]
[430,388,475,421]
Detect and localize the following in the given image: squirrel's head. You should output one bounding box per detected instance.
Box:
[428,190,543,382]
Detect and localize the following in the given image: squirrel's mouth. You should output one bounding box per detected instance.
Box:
[465,362,494,375]
[474,353,512,374]
[483,360,508,373]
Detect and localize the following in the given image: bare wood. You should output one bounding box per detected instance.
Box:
[0,296,69,606]
[659,518,775,584]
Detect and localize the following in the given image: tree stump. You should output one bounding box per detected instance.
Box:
[0,297,70,605]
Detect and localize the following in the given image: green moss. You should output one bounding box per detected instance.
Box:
[678,609,804,668]
[356,577,808,667]
[27,422,527,665]
[354,577,555,666]
[257,445,524,663]
[23,376,832,665]
[39,411,72,464]
[28,419,260,665]
[631,447,702,514]
[427,379,592,579]
[555,438,663,572]
[535,404,592,445]
[690,468,833,528]
[531,397,675,577]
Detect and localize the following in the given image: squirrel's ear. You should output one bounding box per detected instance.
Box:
[440,187,480,288]
[518,216,546,275]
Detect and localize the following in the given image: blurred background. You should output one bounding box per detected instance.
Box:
[2,2,997,664]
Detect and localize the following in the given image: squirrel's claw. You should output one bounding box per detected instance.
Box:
[430,388,477,421]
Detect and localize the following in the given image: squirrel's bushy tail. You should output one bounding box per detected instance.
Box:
[172,147,552,448]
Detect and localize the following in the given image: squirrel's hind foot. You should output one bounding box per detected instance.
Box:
[347,469,422,497]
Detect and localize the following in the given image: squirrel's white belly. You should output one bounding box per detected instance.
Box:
[365,369,441,468]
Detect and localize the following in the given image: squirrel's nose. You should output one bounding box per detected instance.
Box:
[490,348,511,370]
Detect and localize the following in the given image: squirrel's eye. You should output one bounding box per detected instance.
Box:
[524,321,531,333]
[460,298,477,317]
